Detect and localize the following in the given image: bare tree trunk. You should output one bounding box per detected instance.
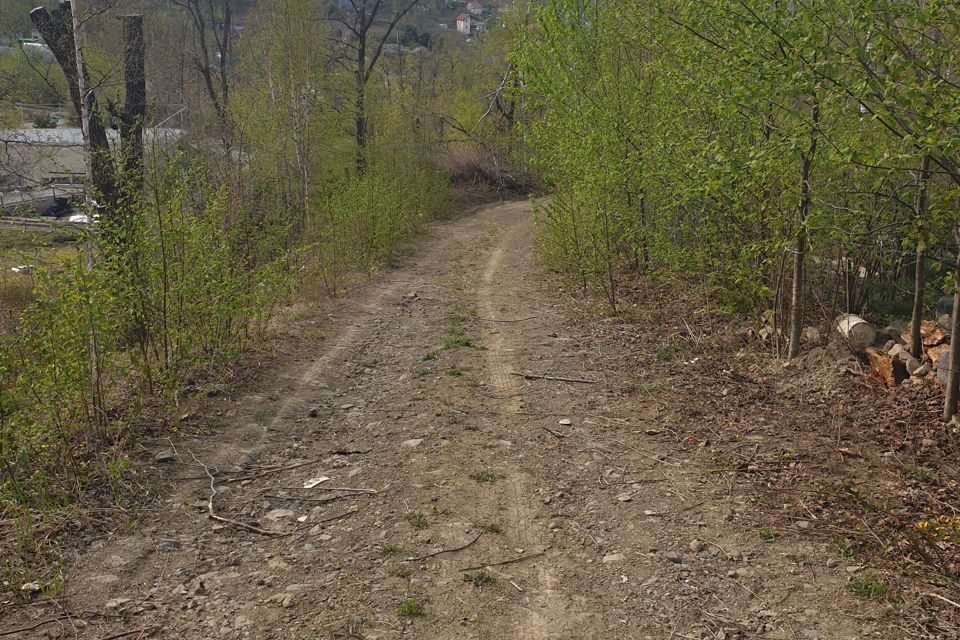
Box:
[120,15,146,196]
[944,226,960,422]
[909,155,931,359]
[31,1,116,205]
[788,102,820,359]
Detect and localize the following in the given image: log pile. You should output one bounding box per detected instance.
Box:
[867,320,952,390]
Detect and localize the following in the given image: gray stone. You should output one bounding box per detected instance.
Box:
[105,597,133,611]
[157,539,182,552]
[601,553,625,564]
[663,551,682,563]
[265,509,295,521]
[907,357,924,375]
[403,438,423,448]
[155,449,176,463]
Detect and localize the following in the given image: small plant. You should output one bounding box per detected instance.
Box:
[391,564,412,578]
[421,351,438,361]
[469,470,500,483]
[480,523,503,534]
[759,528,778,542]
[396,598,424,617]
[847,575,888,599]
[445,367,464,377]
[32,113,57,129]
[464,570,495,588]
[405,512,428,530]
[443,334,473,349]
[377,542,400,557]
[912,467,933,483]
[414,366,431,377]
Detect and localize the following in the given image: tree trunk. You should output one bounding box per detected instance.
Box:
[120,15,146,196]
[788,102,820,359]
[30,2,116,205]
[944,226,960,422]
[909,155,931,359]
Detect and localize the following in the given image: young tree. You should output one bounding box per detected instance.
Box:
[326,0,421,174]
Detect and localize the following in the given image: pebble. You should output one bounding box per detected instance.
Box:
[155,449,176,463]
[689,540,706,553]
[602,553,625,564]
[403,438,424,448]
[265,509,295,521]
[663,551,682,564]
[558,419,573,426]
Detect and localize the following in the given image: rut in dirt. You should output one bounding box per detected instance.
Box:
[4,201,888,640]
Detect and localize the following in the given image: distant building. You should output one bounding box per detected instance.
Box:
[456,13,472,35]
[467,2,486,16]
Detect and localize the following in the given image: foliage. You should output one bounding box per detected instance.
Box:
[516,0,960,334]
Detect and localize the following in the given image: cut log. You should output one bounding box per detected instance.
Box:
[901,320,948,349]
[837,314,876,351]
[866,348,908,389]
[927,343,951,369]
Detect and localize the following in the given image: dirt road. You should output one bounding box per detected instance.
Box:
[8,201,886,639]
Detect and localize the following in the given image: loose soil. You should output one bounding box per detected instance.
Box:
[2,201,913,639]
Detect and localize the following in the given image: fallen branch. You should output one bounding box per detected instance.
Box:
[924,592,960,610]
[479,315,539,323]
[284,486,378,494]
[266,492,374,504]
[0,616,70,637]
[98,628,155,640]
[407,531,484,562]
[511,372,598,384]
[225,458,321,484]
[459,550,546,572]
[541,425,565,439]
[191,452,286,536]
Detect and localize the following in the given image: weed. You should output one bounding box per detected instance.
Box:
[396,598,424,617]
[759,527,779,542]
[443,335,473,349]
[421,351,438,361]
[414,366,431,377]
[445,368,464,377]
[912,467,933,483]
[377,542,401,557]
[469,470,500,483]
[464,570,495,588]
[405,512,428,530]
[480,523,503,534]
[391,564,412,578]
[847,575,888,599]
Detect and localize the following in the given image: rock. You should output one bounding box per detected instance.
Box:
[558,419,573,426]
[796,520,812,530]
[937,295,954,320]
[265,509,295,521]
[906,357,924,374]
[20,581,41,594]
[689,540,706,553]
[105,597,133,611]
[913,362,932,377]
[234,615,253,630]
[888,343,910,362]
[938,353,952,388]
[340,403,355,410]
[601,553,625,564]
[615,492,634,503]
[155,449,176,463]
[157,539,182,552]
[663,551,682,563]
[402,438,423,448]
